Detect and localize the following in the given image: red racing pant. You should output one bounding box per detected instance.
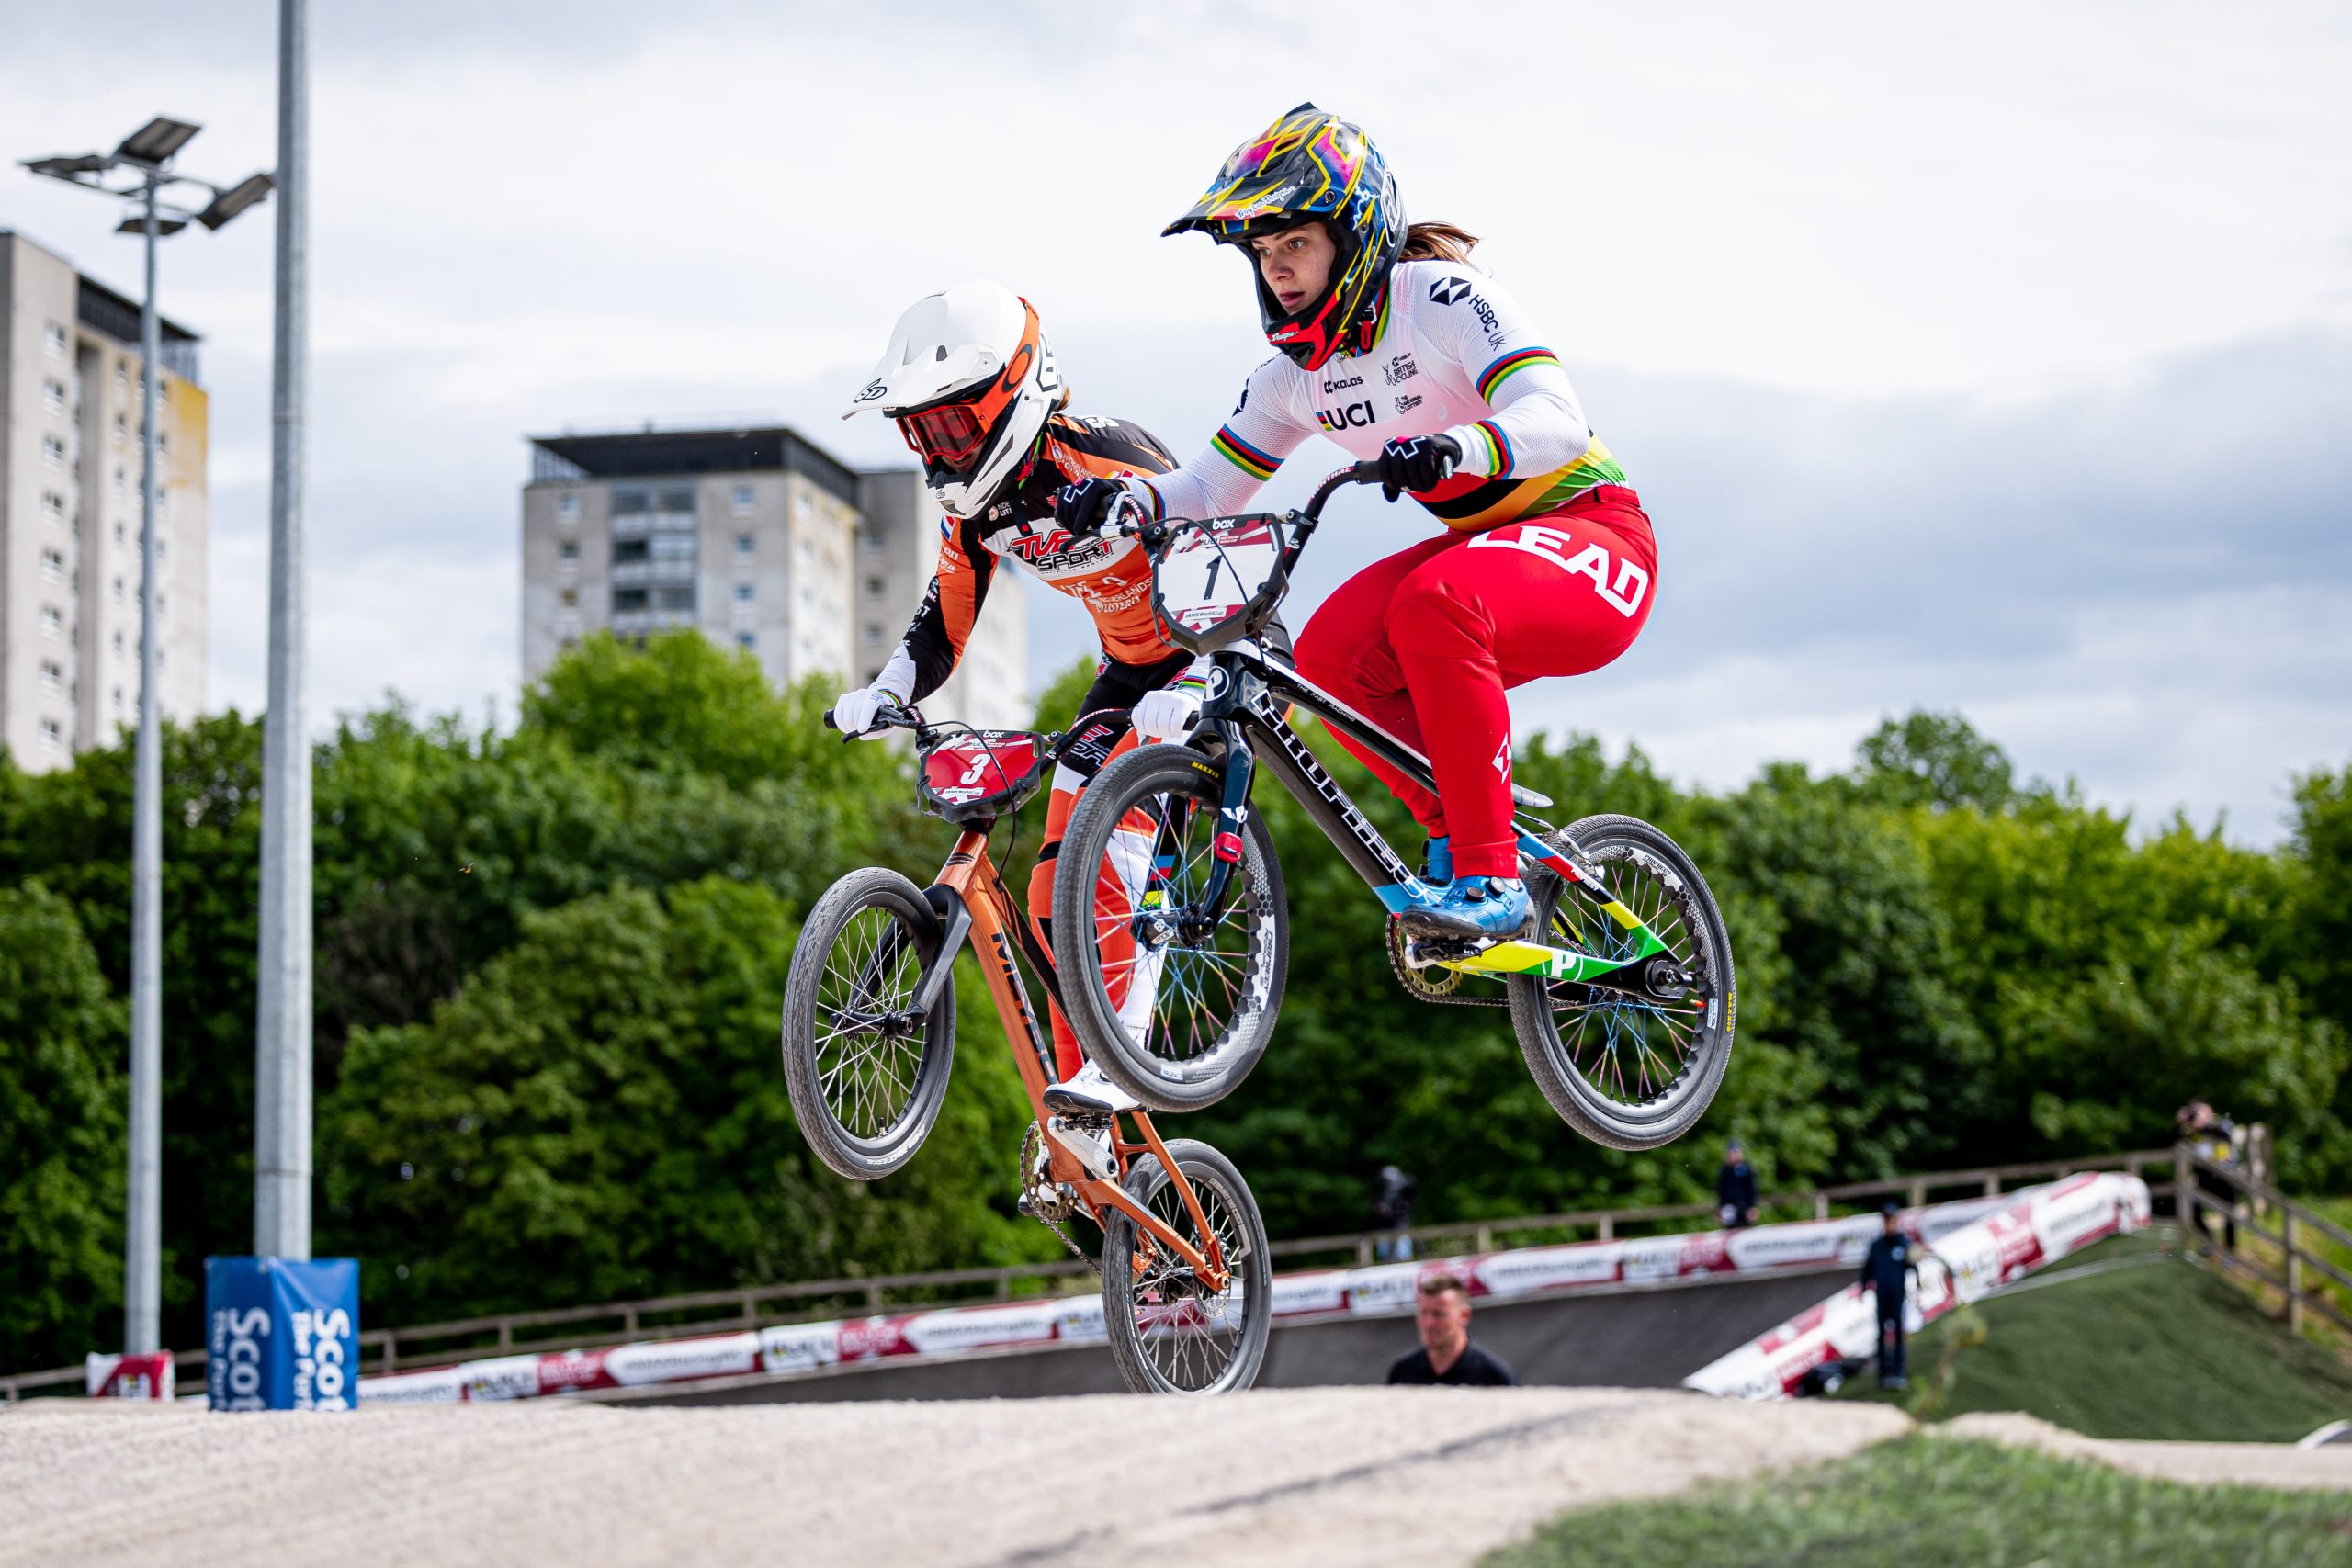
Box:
[1292,485,1657,879]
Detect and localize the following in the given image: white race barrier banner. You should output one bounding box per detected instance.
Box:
[348,1187,2043,1406]
[1681,1172,2152,1401]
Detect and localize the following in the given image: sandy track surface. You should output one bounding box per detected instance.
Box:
[4,1389,1907,1568]
[1939,1412,2352,1492]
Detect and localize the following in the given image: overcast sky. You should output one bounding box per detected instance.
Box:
[5,1,2346,841]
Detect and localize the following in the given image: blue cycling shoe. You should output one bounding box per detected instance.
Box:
[1420,835,1453,886]
[1396,875,1532,941]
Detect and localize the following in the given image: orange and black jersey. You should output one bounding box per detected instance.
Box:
[886,412,1181,702]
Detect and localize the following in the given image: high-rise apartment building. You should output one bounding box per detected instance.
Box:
[521,425,1026,729]
[0,231,209,771]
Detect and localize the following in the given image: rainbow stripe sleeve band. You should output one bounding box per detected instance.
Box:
[1476,347,1560,404]
[1472,420,1514,477]
[1210,425,1280,481]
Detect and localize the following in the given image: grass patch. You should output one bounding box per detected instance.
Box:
[1830,1231,2352,1441]
[1484,1435,2352,1568]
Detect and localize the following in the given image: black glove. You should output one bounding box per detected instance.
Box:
[1373,433,1462,502]
[1053,478,1125,536]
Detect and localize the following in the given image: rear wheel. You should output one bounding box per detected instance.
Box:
[1049,745,1287,1112]
[1508,814,1736,1151]
[1102,1139,1271,1395]
[781,868,956,1180]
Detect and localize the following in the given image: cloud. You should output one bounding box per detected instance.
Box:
[4,1,2346,844]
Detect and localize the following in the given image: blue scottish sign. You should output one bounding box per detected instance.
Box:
[204,1257,361,1412]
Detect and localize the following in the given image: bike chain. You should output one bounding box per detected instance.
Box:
[1385,919,1508,1008]
[1018,1122,1101,1277]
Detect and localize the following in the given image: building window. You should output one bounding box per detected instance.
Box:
[113,687,124,711]
[556,540,579,563]
[794,491,813,522]
[39,547,64,581]
[114,358,127,390]
[42,434,66,468]
[560,588,578,608]
[39,661,63,693]
[736,631,756,649]
[113,523,125,549]
[114,468,127,497]
[651,585,694,611]
[732,485,756,516]
[659,486,695,513]
[612,538,649,565]
[45,322,67,358]
[113,413,127,446]
[613,587,649,613]
[735,533,754,558]
[862,528,886,555]
[865,575,885,598]
[865,623,884,646]
[558,493,581,522]
[114,578,125,604]
[112,630,125,656]
[649,532,695,561]
[613,487,650,513]
[41,491,66,525]
[734,582,754,603]
[39,718,62,750]
[43,378,66,413]
[40,606,62,638]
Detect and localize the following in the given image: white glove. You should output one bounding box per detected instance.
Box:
[832,682,907,740]
[1131,683,1202,743]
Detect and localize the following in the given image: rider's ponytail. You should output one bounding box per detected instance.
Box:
[1399,221,1480,263]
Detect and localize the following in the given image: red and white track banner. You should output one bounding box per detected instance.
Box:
[1681,1172,2152,1402]
[356,1189,2035,1406]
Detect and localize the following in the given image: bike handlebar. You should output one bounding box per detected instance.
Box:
[820,700,922,739]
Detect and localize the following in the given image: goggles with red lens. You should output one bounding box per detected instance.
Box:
[898,400,988,473]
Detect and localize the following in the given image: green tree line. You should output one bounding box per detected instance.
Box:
[3,633,2345,1370]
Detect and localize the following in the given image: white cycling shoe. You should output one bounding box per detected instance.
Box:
[1042,1062,1139,1181]
[1043,1060,1139,1118]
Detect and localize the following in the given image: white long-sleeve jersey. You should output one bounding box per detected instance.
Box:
[1133,259,1625,533]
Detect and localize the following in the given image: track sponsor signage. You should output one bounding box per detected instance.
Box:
[339,1190,2065,1407]
[203,1256,360,1413]
[1682,1174,2152,1402]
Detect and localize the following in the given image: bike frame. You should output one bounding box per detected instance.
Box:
[1136,478,1684,1001]
[920,819,1231,1292]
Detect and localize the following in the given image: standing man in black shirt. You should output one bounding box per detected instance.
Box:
[1716,1141,1759,1229]
[1859,1201,1930,1390]
[1386,1272,1520,1386]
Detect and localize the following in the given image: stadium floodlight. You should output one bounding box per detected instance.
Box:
[197,172,275,231]
[25,153,112,178]
[17,111,273,1358]
[114,116,202,166]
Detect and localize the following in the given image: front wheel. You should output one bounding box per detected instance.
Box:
[1102,1139,1271,1395]
[781,867,957,1181]
[1049,744,1287,1112]
[1508,814,1736,1151]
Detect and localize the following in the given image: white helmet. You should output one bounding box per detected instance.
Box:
[842,282,1063,519]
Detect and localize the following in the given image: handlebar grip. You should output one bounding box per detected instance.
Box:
[822,709,840,731]
[1350,458,1385,484]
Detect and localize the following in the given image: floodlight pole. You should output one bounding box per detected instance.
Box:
[254,0,312,1260]
[124,170,166,1356]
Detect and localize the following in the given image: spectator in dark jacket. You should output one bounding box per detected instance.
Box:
[1386,1273,1519,1386]
[1859,1201,1930,1389]
[1716,1142,1758,1229]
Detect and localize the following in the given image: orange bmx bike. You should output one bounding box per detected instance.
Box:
[779,702,1272,1394]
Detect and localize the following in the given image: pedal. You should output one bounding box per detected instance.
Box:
[1046,1115,1116,1181]
[1403,932,1491,969]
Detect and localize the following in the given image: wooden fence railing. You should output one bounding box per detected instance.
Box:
[0,1145,2176,1403]
[2177,1143,2352,1337]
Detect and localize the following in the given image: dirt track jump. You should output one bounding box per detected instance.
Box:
[9,1390,1907,1568]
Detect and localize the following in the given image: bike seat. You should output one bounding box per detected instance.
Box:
[1511,784,1554,809]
